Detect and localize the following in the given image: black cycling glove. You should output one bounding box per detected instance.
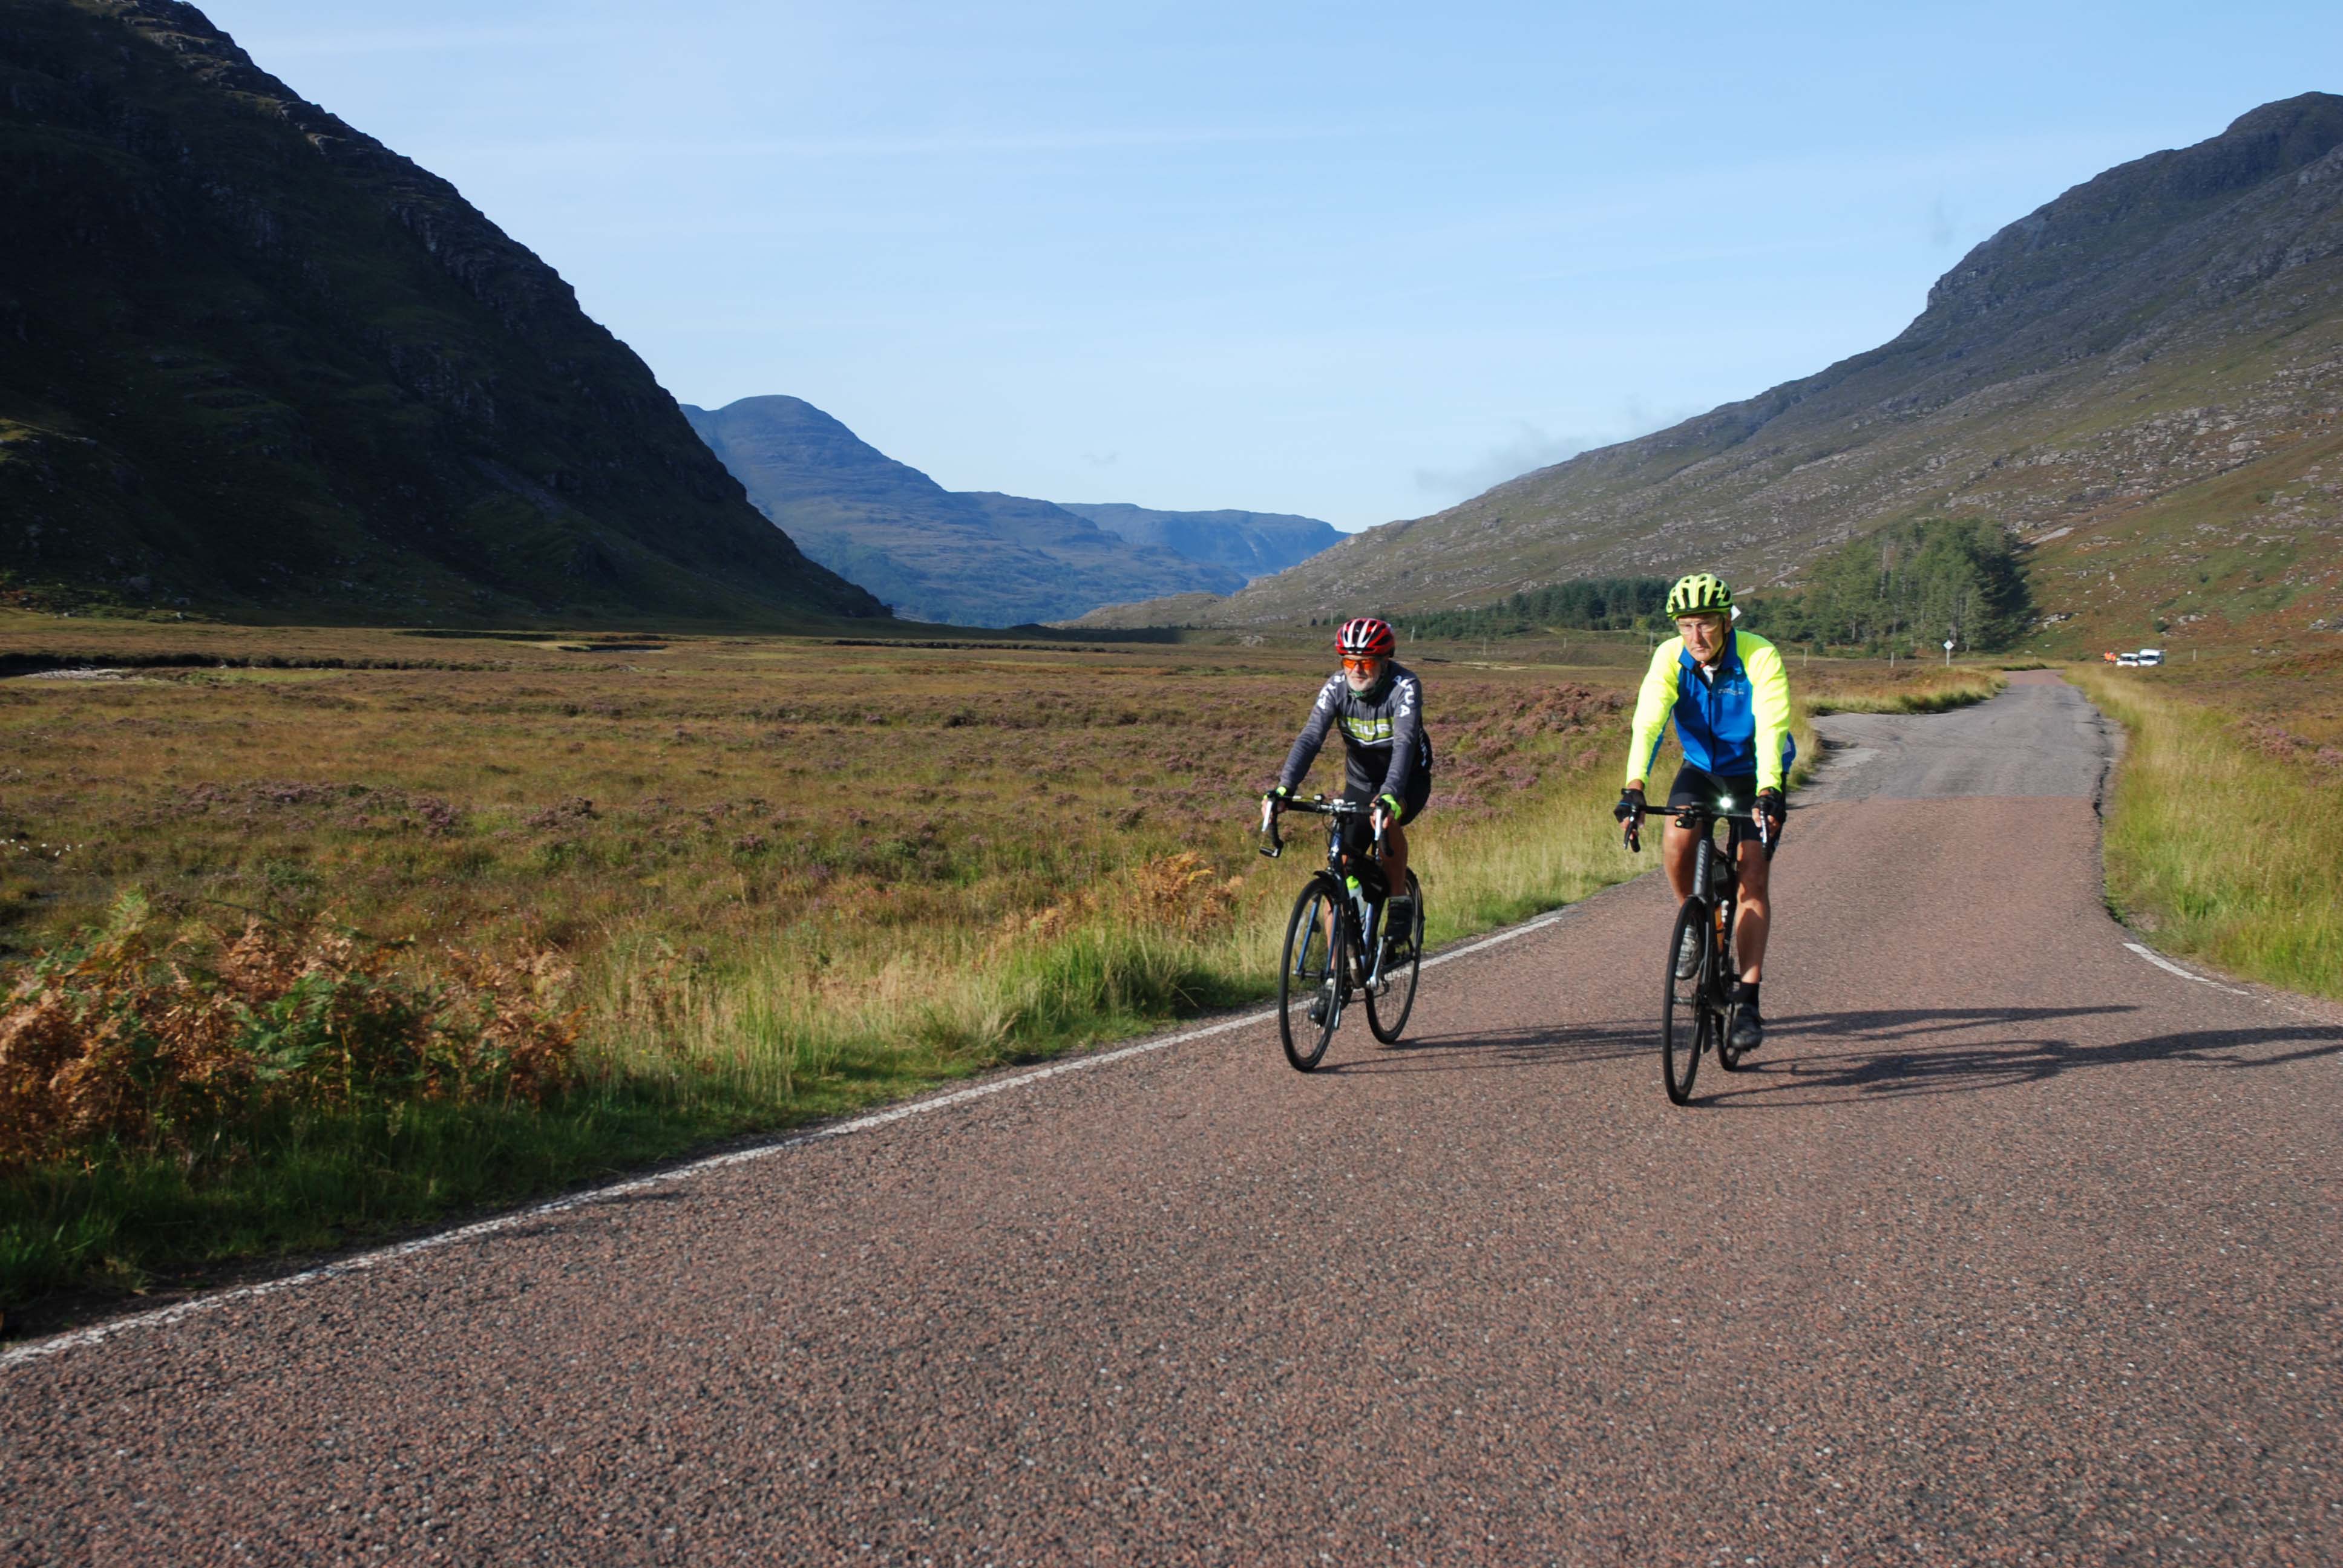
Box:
[1755,787,1786,840]
[1613,786,1646,825]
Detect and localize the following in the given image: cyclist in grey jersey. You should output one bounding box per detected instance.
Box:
[1264,616,1432,914]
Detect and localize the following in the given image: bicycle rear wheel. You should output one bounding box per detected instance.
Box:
[1366,870,1423,1044]
[1661,897,1711,1105]
[1713,894,1749,1072]
[1279,878,1344,1071]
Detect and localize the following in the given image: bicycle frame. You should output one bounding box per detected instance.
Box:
[1679,806,1758,981]
[1262,795,1393,989]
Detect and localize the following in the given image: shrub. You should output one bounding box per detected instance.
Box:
[0,893,579,1172]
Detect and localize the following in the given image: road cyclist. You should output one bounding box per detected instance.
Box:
[1613,573,1795,1060]
[1259,616,1434,1060]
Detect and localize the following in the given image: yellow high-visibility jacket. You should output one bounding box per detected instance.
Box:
[1625,630,1795,792]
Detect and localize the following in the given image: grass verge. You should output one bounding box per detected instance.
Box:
[1803,666,2008,716]
[2074,666,2342,1001]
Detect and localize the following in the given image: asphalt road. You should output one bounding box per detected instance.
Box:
[8,673,2339,1565]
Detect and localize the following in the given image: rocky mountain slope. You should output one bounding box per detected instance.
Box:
[683,396,1338,624]
[0,0,883,626]
[1085,96,2343,648]
[1054,505,1342,584]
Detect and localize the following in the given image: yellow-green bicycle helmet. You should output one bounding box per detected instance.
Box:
[1665,572,1734,618]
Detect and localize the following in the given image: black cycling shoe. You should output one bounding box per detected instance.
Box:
[1675,924,1703,980]
[1728,1007,1765,1054]
[1382,897,1416,961]
[1308,984,1333,1026]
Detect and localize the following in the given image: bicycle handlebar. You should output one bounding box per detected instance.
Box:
[1259,793,1386,860]
[1276,796,1374,815]
[1671,803,1779,848]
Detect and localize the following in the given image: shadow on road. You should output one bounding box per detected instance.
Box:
[1322,1006,2343,1108]
[1700,1008,2343,1107]
[1320,1020,1650,1075]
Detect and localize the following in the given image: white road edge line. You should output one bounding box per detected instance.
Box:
[2123,941,2250,995]
[2,901,1583,1370]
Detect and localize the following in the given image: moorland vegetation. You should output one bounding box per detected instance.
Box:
[0,620,1738,1310]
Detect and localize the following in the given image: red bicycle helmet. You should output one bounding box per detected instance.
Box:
[1336,616,1396,658]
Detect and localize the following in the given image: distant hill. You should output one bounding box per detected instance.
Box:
[1085,95,2343,650]
[1054,505,1342,583]
[0,0,883,626]
[683,396,1338,625]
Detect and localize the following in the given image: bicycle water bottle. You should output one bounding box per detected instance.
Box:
[1346,874,1377,950]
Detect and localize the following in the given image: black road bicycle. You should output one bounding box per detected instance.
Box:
[1625,800,1768,1105]
[1259,795,1425,1071]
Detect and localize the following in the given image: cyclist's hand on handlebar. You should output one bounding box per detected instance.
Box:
[1371,792,1401,831]
[1614,785,1646,852]
[1755,786,1786,844]
[1260,785,1289,833]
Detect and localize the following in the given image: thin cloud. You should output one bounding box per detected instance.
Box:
[456,122,1369,166]
[249,25,634,57]
[1414,424,1590,505]
[1928,194,1959,249]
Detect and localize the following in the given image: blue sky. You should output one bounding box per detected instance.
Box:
[203,1,2342,529]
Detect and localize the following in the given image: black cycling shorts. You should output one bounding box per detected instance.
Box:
[1337,770,1430,863]
[1664,763,1778,856]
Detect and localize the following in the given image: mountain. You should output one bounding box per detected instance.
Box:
[0,0,883,626]
[1083,96,2343,648]
[683,395,1282,624]
[1054,505,1342,584]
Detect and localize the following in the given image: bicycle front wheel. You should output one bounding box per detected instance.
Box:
[1366,870,1423,1044]
[1661,897,1711,1105]
[1279,877,1344,1071]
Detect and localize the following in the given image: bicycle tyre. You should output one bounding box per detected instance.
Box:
[1279,878,1344,1071]
[1661,897,1709,1105]
[1713,895,1749,1072]
[1365,869,1424,1044]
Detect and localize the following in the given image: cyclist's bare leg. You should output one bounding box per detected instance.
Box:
[1660,815,1699,903]
[1732,837,1771,984]
[1381,822,1409,897]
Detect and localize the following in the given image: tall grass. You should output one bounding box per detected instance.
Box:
[2076,668,2342,999]
[588,756,1642,1108]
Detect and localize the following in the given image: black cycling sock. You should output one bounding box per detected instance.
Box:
[1734,981,1760,1011]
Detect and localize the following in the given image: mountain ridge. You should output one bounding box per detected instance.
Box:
[0,0,883,625]
[683,395,1340,625]
[1081,94,2343,647]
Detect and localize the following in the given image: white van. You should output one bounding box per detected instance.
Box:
[2135,648,2164,666]
[2116,653,2141,666]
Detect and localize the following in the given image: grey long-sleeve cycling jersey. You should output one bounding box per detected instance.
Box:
[1277,663,1431,801]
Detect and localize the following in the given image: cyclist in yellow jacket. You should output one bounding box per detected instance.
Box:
[1614,573,1794,1054]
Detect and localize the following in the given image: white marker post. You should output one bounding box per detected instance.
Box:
[1942,637,1955,667]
